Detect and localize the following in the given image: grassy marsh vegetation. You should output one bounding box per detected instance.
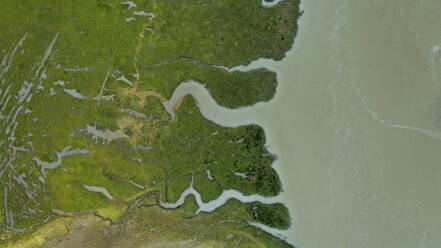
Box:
[0,0,301,246]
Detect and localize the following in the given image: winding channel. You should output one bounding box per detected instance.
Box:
[157,176,287,239]
[155,75,295,241]
[137,1,300,241]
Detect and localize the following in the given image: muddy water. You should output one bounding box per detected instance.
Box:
[266,0,441,247]
[179,0,441,246]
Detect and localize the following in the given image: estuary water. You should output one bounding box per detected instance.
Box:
[266,0,441,247]
[179,0,441,247]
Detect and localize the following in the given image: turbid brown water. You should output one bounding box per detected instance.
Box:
[189,0,441,246]
[265,0,441,247]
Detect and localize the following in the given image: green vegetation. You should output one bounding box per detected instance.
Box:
[7,196,292,248]
[246,202,291,230]
[0,0,301,246]
[136,0,301,66]
[149,96,280,202]
[140,60,278,108]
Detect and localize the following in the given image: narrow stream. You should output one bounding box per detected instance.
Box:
[158,176,289,240]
